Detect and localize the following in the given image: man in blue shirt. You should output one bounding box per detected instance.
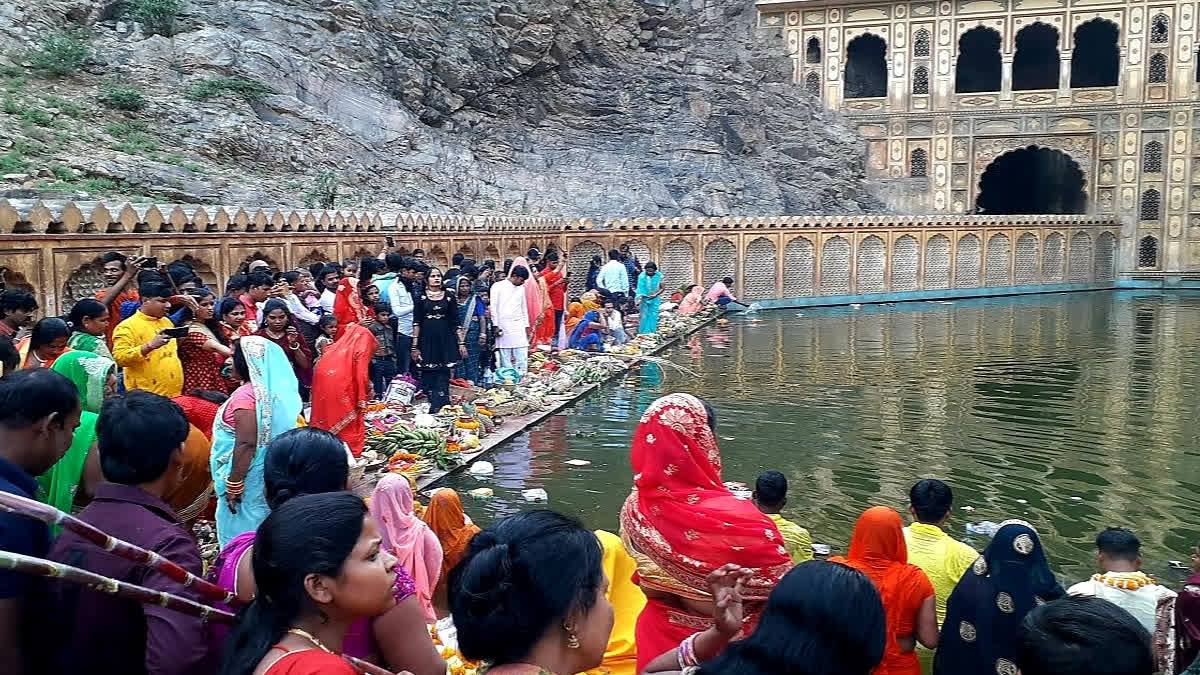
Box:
[0,368,82,675]
[597,248,631,295]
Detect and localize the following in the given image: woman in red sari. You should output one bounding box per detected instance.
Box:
[830,506,938,675]
[510,257,545,346]
[333,258,384,339]
[310,323,377,457]
[620,393,792,672]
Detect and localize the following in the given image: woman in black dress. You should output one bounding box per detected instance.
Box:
[411,266,466,413]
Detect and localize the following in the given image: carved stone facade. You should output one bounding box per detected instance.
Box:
[0,200,1120,316]
[757,0,1200,271]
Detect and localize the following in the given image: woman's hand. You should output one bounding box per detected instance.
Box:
[707,563,753,637]
[411,347,421,363]
[459,344,468,359]
[225,487,243,514]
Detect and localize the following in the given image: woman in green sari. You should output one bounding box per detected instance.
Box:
[39,351,117,514]
[65,298,114,360]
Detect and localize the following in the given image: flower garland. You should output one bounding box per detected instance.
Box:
[1093,571,1156,590]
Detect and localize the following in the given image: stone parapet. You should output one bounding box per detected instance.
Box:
[0,200,1122,317]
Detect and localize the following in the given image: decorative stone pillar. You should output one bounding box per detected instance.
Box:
[1001,54,1014,101]
[1058,51,1072,103]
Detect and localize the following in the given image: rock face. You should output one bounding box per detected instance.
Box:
[0,0,883,216]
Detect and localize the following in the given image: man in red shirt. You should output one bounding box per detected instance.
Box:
[237,271,274,332]
[540,250,568,347]
[0,289,37,340]
[95,252,144,349]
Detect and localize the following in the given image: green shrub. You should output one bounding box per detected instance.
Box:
[0,149,28,174]
[126,0,182,37]
[28,30,92,77]
[19,107,52,127]
[304,171,339,209]
[51,165,74,181]
[98,83,146,111]
[42,95,84,118]
[105,120,158,154]
[2,97,19,115]
[184,76,273,102]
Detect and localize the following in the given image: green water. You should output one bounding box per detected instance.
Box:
[440,291,1200,583]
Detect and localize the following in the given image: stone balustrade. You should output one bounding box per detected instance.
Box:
[0,200,1124,316]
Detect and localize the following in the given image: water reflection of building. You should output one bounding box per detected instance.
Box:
[755,0,1200,272]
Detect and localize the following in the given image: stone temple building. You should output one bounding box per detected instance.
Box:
[756,0,1198,271]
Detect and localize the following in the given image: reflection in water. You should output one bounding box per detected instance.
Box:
[440,292,1200,582]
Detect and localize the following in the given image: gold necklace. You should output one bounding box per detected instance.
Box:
[286,627,334,654]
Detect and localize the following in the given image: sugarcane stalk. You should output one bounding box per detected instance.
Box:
[0,490,242,608]
[0,550,395,675]
[0,549,234,623]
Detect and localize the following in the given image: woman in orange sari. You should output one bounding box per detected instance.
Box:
[310,323,377,457]
[620,393,793,672]
[423,488,480,617]
[831,506,939,675]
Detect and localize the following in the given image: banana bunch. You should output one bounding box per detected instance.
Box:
[365,427,447,457]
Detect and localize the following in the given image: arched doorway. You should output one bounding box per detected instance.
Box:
[845,34,887,98]
[1013,23,1060,90]
[976,146,1088,214]
[1071,19,1119,88]
[956,27,1002,93]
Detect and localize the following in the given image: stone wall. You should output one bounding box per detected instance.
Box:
[0,200,1120,315]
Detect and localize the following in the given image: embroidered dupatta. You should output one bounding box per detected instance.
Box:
[310,324,377,457]
[619,393,792,602]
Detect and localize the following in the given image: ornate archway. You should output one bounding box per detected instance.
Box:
[976,146,1088,214]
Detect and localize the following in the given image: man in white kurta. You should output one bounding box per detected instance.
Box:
[489,267,531,375]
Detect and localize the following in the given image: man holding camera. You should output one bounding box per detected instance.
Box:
[111,281,183,398]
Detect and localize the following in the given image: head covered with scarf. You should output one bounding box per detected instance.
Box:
[370,473,444,622]
[310,323,377,456]
[934,522,1064,675]
[620,393,792,602]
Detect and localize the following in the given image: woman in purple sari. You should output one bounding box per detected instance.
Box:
[209,427,445,675]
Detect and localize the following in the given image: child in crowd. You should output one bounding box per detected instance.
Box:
[368,302,397,397]
[753,470,814,563]
[314,314,337,359]
[363,284,382,306]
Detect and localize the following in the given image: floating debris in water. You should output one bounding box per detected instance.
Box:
[966,521,1001,537]
[812,543,832,556]
[522,488,549,503]
[850,304,862,309]
[937,301,953,305]
[468,461,494,476]
[795,313,804,317]
[1170,560,1188,570]
[1070,496,1082,501]
[960,506,975,512]
[1016,499,1028,504]
[469,487,494,501]
[565,459,591,467]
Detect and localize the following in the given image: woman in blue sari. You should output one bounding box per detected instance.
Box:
[933,522,1065,675]
[454,276,486,384]
[210,336,303,546]
[568,310,607,351]
[635,262,664,335]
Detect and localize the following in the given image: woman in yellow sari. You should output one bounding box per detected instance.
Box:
[589,530,647,675]
[564,302,586,338]
[581,291,601,312]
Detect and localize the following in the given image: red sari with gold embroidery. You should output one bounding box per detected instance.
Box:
[619,393,792,671]
[309,324,377,456]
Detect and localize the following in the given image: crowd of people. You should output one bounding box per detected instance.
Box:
[0,365,1189,675]
[0,246,1183,675]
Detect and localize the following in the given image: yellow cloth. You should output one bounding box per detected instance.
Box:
[587,530,647,675]
[903,522,979,625]
[768,513,814,563]
[112,311,182,397]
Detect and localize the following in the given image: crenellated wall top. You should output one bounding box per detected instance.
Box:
[0,200,1120,237]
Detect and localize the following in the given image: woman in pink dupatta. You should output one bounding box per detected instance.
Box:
[370,473,444,622]
[510,257,544,343]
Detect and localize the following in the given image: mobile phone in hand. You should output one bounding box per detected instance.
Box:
[161,326,190,339]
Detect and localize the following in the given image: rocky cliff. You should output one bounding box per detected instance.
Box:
[0,0,882,217]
